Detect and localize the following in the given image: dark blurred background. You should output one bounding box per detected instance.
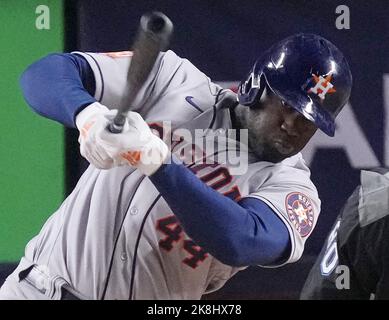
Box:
[2,0,388,299]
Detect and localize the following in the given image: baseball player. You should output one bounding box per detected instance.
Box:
[0,33,352,299]
[300,168,389,300]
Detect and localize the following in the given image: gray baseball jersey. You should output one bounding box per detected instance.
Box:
[0,50,320,300]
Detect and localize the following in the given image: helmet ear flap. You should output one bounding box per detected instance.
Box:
[238,71,268,107]
[249,75,271,109]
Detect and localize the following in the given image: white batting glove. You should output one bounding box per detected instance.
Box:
[76,102,121,169]
[76,102,169,174]
[95,111,169,176]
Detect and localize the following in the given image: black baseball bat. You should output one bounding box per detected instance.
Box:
[108,12,174,133]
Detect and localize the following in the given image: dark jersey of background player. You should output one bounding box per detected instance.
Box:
[300,168,389,300]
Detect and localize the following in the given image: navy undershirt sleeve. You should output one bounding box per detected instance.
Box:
[150,161,291,267]
[20,53,96,127]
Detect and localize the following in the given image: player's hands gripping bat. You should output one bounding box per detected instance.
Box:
[76,12,173,173]
[76,103,169,174]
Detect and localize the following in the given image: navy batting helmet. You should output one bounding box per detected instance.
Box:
[238,33,352,136]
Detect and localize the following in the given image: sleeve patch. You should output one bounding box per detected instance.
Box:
[285,192,315,237]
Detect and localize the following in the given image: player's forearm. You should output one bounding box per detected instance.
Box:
[20,53,96,127]
[150,161,291,266]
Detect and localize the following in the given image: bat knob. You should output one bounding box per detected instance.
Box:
[141,11,173,37]
[148,13,167,33]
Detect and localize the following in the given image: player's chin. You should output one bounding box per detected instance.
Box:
[249,138,297,162]
[273,141,297,157]
[264,143,298,163]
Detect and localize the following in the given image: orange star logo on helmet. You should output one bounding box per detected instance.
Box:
[308,73,336,100]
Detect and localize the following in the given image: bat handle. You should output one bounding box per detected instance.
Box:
[107,11,173,134]
[107,113,127,133]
